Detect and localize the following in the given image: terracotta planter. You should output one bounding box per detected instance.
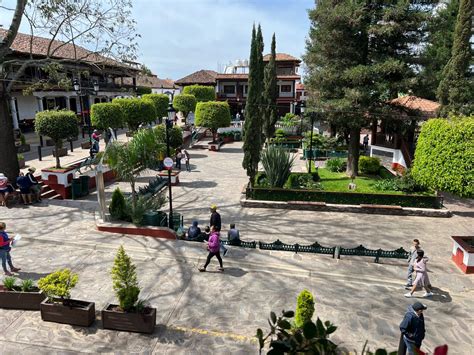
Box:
[102,304,156,334]
[0,286,45,310]
[40,298,95,327]
[53,147,68,157]
[16,144,31,153]
[18,158,25,169]
[81,141,92,149]
[222,136,234,144]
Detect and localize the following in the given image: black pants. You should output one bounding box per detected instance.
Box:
[204,251,223,268]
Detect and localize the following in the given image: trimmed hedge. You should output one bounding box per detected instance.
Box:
[90,102,124,130]
[182,85,215,102]
[113,98,156,131]
[173,94,197,117]
[153,124,183,149]
[195,101,231,134]
[35,109,78,144]
[412,116,474,197]
[142,93,169,119]
[247,187,441,208]
[359,156,381,174]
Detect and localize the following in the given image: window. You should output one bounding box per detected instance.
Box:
[223,85,235,94]
[280,85,292,92]
[243,85,249,94]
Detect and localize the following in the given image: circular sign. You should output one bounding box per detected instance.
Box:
[163,157,174,170]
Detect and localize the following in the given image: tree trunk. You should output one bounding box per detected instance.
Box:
[0,89,19,182]
[131,180,137,211]
[346,127,360,177]
[55,144,61,168]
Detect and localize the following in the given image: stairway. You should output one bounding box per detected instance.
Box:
[36,177,63,200]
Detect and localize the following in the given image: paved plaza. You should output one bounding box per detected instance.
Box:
[1,141,473,354]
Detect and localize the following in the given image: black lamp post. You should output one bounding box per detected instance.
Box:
[166,102,175,230]
[73,78,99,142]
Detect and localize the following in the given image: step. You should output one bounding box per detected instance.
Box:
[41,189,58,199]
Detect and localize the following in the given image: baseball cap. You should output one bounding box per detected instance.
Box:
[412,302,427,311]
[28,167,36,172]
[210,204,217,210]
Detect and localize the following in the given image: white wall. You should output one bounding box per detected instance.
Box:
[277,80,294,98]
[13,94,38,121]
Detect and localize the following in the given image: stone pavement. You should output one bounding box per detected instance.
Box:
[1,141,473,354]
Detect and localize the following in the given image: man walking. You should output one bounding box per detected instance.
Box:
[363,134,369,153]
[399,302,427,355]
[209,205,221,231]
[406,239,421,288]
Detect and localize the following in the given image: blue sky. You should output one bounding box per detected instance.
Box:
[1,0,314,80]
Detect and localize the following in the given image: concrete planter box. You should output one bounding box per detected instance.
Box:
[157,170,180,185]
[208,142,222,151]
[52,147,68,157]
[0,286,45,310]
[18,157,25,169]
[81,141,92,149]
[102,304,156,334]
[16,144,31,153]
[40,298,95,327]
[451,236,474,274]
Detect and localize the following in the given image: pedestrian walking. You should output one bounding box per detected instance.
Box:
[0,222,21,276]
[399,301,427,355]
[405,250,433,298]
[209,205,221,231]
[199,226,224,272]
[175,148,182,170]
[405,239,421,288]
[91,129,101,153]
[182,148,191,172]
[363,134,369,152]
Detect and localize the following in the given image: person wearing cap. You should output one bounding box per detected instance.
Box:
[209,205,221,232]
[399,302,427,354]
[91,129,101,154]
[0,173,10,207]
[26,167,41,202]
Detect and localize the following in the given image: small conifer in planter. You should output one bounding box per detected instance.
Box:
[102,246,156,333]
[38,269,95,326]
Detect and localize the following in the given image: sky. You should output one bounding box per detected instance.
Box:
[1,0,314,80]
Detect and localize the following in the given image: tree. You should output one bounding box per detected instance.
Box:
[152,124,183,149]
[173,94,197,121]
[411,115,473,197]
[182,85,215,102]
[263,34,278,141]
[0,0,137,182]
[304,0,426,176]
[111,246,140,312]
[142,93,169,121]
[415,0,459,100]
[35,110,79,168]
[113,98,156,131]
[295,289,315,329]
[195,101,231,142]
[90,103,124,131]
[437,0,473,115]
[243,24,264,186]
[139,64,153,76]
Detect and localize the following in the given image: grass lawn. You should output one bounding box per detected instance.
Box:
[313,167,404,194]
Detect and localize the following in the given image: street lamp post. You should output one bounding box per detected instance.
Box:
[166,102,175,230]
[73,78,99,142]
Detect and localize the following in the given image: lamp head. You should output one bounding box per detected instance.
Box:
[93,80,99,93]
[73,79,80,92]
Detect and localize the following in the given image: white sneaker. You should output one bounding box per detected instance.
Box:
[404,293,413,298]
[423,292,433,297]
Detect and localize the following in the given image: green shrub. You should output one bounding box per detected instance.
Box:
[125,194,166,225]
[90,102,124,130]
[412,116,474,197]
[173,94,197,118]
[280,113,298,127]
[38,269,78,303]
[113,98,156,131]
[195,101,231,141]
[294,289,315,329]
[261,146,296,188]
[17,154,24,160]
[152,124,183,149]
[111,246,140,312]
[21,279,35,292]
[326,158,346,172]
[397,170,425,193]
[285,173,322,190]
[275,128,286,138]
[109,188,127,220]
[136,86,152,95]
[182,85,215,102]
[142,93,169,119]
[3,276,16,290]
[373,179,399,192]
[359,156,381,174]
[20,134,26,145]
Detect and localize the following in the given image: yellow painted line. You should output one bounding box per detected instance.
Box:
[170,325,257,343]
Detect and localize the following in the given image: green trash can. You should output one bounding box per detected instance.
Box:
[71,178,82,199]
[79,175,90,196]
[157,211,168,227]
[171,212,182,231]
[142,211,159,226]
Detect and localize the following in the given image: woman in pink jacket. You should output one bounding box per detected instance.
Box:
[199,226,224,272]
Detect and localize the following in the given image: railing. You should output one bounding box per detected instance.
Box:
[339,245,409,263]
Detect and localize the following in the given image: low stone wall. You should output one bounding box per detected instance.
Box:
[95,214,177,239]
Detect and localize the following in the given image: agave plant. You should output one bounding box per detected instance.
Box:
[261,146,295,188]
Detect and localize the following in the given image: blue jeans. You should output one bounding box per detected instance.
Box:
[407,264,414,285]
[403,336,418,355]
[0,249,13,272]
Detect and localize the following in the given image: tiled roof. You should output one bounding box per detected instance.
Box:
[216,74,300,80]
[121,75,175,88]
[390,96,440,114]
[175,70,218,85]
[263,53,300,62]
[296,83,305,90]
[0,29,132,69]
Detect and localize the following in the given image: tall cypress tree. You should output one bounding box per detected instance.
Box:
[437,0,473,115]
[263,33,278,141]
[243,25,263,186]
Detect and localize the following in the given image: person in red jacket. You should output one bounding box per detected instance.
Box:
[0,222,21,276]
[198,226,224,272]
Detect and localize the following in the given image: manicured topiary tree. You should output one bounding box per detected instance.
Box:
[35,110,79,168]
[294,289,315,329]
[109,187,127,221]
[195,101,231,142]
[90,102,124,132]
[359,156,381,175]
[113,98,156,131]
[142,93,169,121]
[153,124,183,149]
[412,115,473,197]
[173,94,197,121]
[182,85,215,102]
[111,246,140,312]
[38,269,79,305]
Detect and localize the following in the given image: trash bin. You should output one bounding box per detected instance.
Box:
[171,212,182,231]
[142,211,159,226]
[71,178,82,199]
[79,175,90,196]
[157,211,168,227]
[233,132,241,141]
